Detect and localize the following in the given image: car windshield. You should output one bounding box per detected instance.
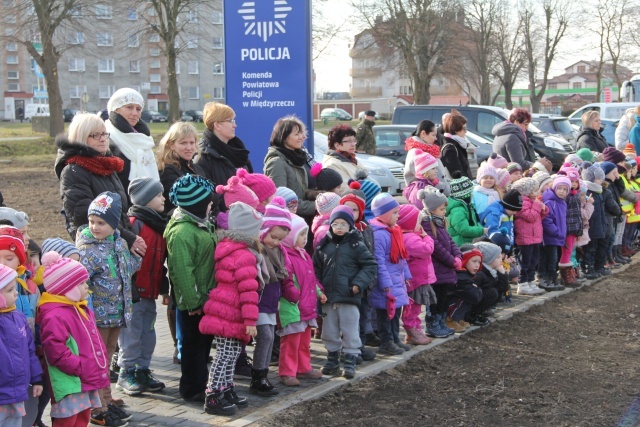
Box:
[527,122,543,133]
[553,119,574,133]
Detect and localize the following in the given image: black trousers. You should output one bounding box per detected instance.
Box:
[178,310,214,399]
[583,237,607,271]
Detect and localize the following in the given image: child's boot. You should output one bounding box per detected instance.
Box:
[573,267,586,282]
[321,351,341,376]
[405,327,432,345]
[249,368,279,396]
[223,386,248,408]
[116,367,143,396]
[426,314,449,338]
[559,266,578,288]
[204,389,238,415]
[343,354,357,379]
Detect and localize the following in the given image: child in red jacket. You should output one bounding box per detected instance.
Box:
[199,202,263,416]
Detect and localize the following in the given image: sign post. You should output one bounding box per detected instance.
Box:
[224,0,314,173]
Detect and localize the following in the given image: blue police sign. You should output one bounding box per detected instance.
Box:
[224,0,313,173]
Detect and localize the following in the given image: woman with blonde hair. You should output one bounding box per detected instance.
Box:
[615,107,638,150]
[157,121,206,214]
[576,110,608,153]
[194,102,253,192]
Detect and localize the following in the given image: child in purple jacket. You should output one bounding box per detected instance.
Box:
[539,176,570,292]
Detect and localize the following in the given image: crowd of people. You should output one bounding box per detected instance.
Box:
[1,90,640,427]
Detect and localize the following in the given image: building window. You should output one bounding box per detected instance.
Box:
[96,4,112,19]
[98,58,114,72]
[68,58,85,71]
[67,32,84,44]
[130,60,140,73]
[7,71,18,79]
[7,83,19,91]
[187,10,198,23]
[149,33,160,43]
[6,42,17,51]
[187,36,198,49]
[150,48,160,56]
[149,60,160,68]
[213,87,225,99]
[213,61,224,74]
[213,37,223,49]
[130,85,141,93]
[189,87,199,99]
[150,85,161,94]
[548,83,557,89]
[212,11,222,24]
[128,8,138,20]
[6,55,18,64]
[69,85,87,98]
[97,33,112,46]
[573,82,582,89]
[99,85,115,99]
[577,65,585,74]
[188,61,198,74]
[150,73,161,82]
[128,34,139,47]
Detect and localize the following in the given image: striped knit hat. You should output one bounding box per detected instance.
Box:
[414,149,438,176]
[506,162,522,174]
[0,225,26,265]
[128,177,163,207]
[0,264,18,309]
[275,187,298,204]
[532,171,553,191]
[316,192,340,216]
[355,170,382,209]
[42,251,89,301]
[261,197,292,233]
[170,174,215,218]
[371,192,399,218]
[41,238,79,259]
[496,169,510,188]
[449,172,474,200]
[397,204,421,232]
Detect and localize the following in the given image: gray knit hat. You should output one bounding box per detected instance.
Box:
[510,177,537,197]
[228,202,263,238]
[474,241,502,265]
[532,171,553,191]
[582,164,605,182]
[0,207,29,229]
[129,177,164,207]
[418,186,448,213]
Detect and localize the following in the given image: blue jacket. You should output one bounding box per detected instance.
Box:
[471,188,500,216]
[479,201,514,244]
[0,311,42,405]
[368,219,411,309]
[542,188,567,246]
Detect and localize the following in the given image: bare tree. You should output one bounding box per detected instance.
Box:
[312,0,349,61]
[351,0,461,104]
[601,0,636,101]
[0,0,97,136]
[521,0,571,113]
[493,1,525,110]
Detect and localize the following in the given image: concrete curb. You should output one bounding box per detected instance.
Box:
[225,259,636,426]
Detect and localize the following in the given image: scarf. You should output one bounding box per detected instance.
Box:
[586,181,603,193]
[444,133,468,149]
[16,265,35,294]
[405,136,440,158]
[67,154,124,176]
[371,219,407,263]
[0,306,15,313]
[127,205,168,234]
[38,292,89,320]
[106,118,159,182]
[483,263,498,278]
[275,146,307,167]
[263,246,289,283]
[431,214,446,229]
[338,150,358,164]
[202,128,251,169]
[474,185,499,200]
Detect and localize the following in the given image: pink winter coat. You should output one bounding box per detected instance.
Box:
[576,201,594,247]
[312,214,330,248]
[402,231,436,291]
[199,232,260,343]
[514,196,547,246]
[281,246,323,326]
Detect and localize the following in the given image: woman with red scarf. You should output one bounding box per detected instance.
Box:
[404,120,451,196]
[322,124,367,195]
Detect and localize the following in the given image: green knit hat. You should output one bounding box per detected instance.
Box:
[576,148,594,163]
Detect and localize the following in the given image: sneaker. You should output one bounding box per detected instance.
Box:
[204,391,238,416]
[90,410,128,427]
[297,369,323,379]
[279,376,300,387]
[468,315,490,326]
[378,341,404,355]
[136,368,165,392]
[115,368,143,396]
[394,341,411,351]
[107,404,132,422]
[517,282,537,296]
[109,369,119,383]
[595,268,611,276]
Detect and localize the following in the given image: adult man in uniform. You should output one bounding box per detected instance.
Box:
[356,110,376,154]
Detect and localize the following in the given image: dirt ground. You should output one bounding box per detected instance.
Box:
[262,267,640,426]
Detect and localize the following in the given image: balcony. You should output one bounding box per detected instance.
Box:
[350,86,382,98]
[349,67,382,78]
[349,47,380,59]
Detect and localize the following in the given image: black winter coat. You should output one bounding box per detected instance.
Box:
[54,136,136,247]
[195,131,253,186]
[313,229,377,306]
[603,182,623,227]
[587,190,607,239]
[441,136,472,179]
[159,157,207,214]
[473,266,509,296]
[576,127,608,153]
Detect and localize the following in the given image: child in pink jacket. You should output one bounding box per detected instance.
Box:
[397,205,435,346]
[278,215,327,386]
[199,202,263,416]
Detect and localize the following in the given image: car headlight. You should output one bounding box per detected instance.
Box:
[367,167,386,176]
[543,137,564,150]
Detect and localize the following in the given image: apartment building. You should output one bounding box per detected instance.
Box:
[1,1,226,120]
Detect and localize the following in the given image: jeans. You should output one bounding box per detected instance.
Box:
[519,244,540,283]
[584,237,608,271]
[118,298,157,369]
[538,245,559,279]
[376,308,401,345]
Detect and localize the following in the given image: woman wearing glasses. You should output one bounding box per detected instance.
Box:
[105,88,159,195]
[441,112,474,179]
[55,112,146,253]
[322,124,367,194]
[492,108,537,172]
[195,102,254,203]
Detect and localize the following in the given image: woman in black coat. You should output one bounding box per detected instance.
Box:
[440,113,472,179]
[55,113,146,254]
[576,111,608,153]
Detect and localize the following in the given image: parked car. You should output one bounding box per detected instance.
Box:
[311,131,404,195]
[357,111,380,120]
[24,104,49,121]
[531,114,577,147]
[568,102,637,127]
[320,108,352,121]
[63,109,78,122]
[181,113,194,122]
[141,110,168,123]
[392,104,573,170]
[184,110,203,122]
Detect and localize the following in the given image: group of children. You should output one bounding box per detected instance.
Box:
[3,125,640,425]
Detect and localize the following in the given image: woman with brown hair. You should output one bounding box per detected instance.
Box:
[322,124,367,194]
[441,112,473,179]
[492,108,537,171]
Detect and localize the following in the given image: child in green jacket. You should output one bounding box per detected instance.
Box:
[446,172,487,247]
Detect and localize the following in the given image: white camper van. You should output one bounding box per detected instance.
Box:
[568,102,637,126]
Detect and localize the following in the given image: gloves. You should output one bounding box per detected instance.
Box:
[453,257,462,269]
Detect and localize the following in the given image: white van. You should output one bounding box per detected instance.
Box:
[568,102,638,126]
[24,104,49,121]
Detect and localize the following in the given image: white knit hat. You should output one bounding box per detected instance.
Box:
[107,88,144,112]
